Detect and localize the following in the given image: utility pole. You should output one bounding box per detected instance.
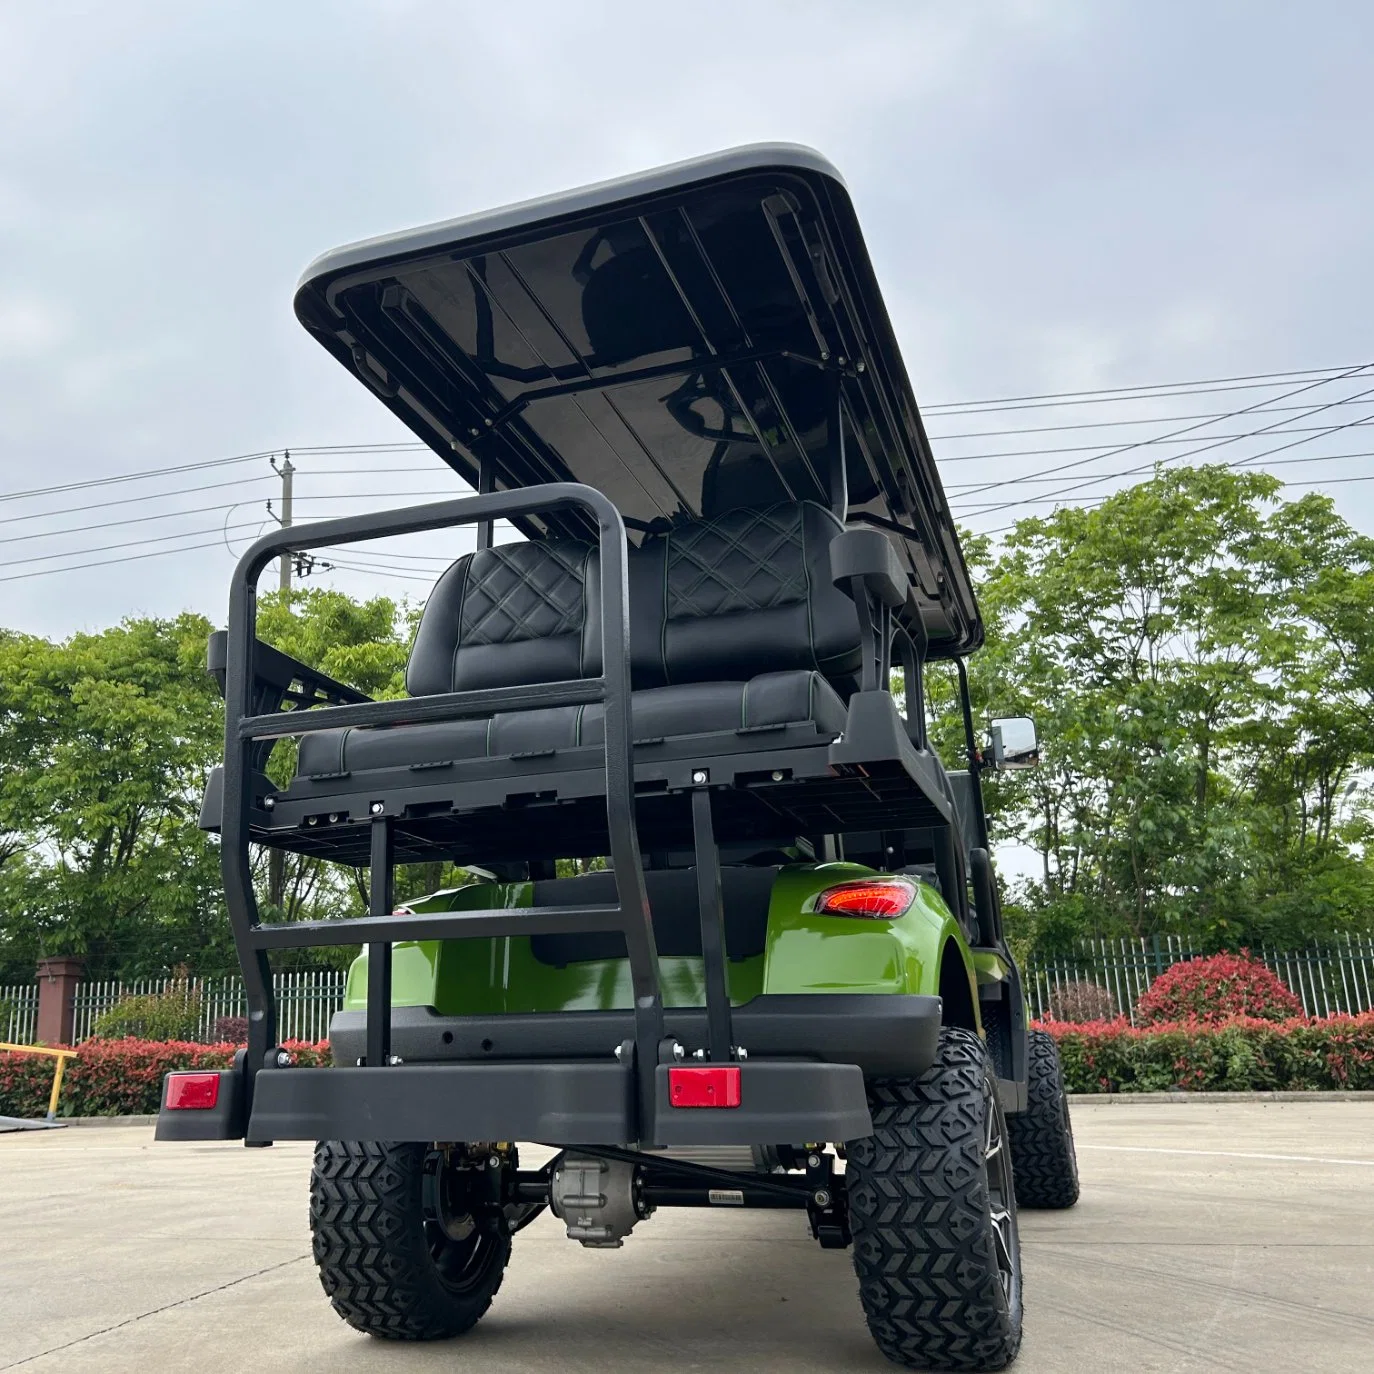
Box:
[277,451,295,594]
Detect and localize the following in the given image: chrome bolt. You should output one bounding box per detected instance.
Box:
[771,770,784,782]
[820,351,830,361]
[274,1050,292,1068]
[614,1044,624,1060]
[263,796,275,810]
[736,1047,748,1061]
[813,1189,831,1207]
[672,1041,685,1061]
[306,816,318,826]
[807,1153,822,1169]
[692,1048,707,1061]
[836,356,846,366]
[691,769,708,785]
[388,1055,404,1065]
[488,1154,501,1169]
[484,418,494,427]
[856,360,866,373]
[328,813,339,823]
[370,801,384,815]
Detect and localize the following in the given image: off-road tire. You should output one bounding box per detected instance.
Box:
[1008,1029,1080,1209]
[847,1028,1023,1371]
[310,1140,510,1340]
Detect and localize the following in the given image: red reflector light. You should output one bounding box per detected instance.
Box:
[668,1065,742,1109]
[815,878,918,919]
[165,1072,221,1111]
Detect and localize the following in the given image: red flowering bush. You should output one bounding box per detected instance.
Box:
[1037,1011,1374,1093]
[0,1038,331,1119]
[1135,951,1304,1026]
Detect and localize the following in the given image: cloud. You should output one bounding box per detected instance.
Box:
[1,1,1371,637]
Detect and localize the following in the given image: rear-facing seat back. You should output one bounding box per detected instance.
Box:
[636,502,861,688]
[407,540,599,696]
[404,501,862,698]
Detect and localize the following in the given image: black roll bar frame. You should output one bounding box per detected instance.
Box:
[219,482,665,1137]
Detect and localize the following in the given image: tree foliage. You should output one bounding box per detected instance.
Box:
[953,466,1374,957]
[0,589,425,982]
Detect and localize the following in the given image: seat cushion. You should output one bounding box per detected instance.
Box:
[295,670,845,779]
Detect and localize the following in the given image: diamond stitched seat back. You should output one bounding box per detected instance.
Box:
[405,501,862,697]
[407,540,598,695]
[634,501,863,688]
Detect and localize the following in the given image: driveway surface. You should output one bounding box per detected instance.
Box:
[2,1100,1371,1372]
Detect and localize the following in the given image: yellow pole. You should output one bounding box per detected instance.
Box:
[46,1055,68,1121]
[0,1043,78,1122]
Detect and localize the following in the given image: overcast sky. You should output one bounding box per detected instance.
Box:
[2,1,1372,639]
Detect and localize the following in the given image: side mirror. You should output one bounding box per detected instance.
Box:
[988,716,1039,770]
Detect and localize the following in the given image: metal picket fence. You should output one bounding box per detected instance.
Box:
[1025,932,1374,1024]
[9,934,1373,1046]
[0,984,39,1043]
[67,969,347,1045]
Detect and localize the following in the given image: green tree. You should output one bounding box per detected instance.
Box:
[963,466,1374,955]
[0,614,228,981]
[0,589,441,982]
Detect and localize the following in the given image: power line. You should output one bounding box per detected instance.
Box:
[0,442,440,507]
[928,395,1374,444]
[0,473,274,528]
[327,559,438,583]
[1,490,464,546]
[945,448,1374,490]
[937,417,1374,468]
[921,362,1367,415]
[0,520,268,570]
[951,365,1374,507]
[0,450,278,505]
[965,472,1374,507]
[961,390,1374,520]
[0,538,236,584]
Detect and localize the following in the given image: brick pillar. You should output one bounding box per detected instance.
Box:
[35,956,84,1046]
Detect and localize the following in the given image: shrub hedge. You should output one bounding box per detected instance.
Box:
[0,1038,330,1119]
[1042,1012,1374,1093]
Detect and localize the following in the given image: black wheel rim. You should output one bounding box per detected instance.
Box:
[423,1151,502,1297]
[983,1080,1021,1312]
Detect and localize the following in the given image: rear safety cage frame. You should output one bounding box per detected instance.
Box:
[220,481,679,1137]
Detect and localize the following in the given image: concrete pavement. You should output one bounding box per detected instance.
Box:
[2,1100,1372,1372]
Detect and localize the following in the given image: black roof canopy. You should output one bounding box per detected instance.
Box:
[294,144,982,656]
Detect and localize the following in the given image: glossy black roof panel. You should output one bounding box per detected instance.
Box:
[294,144,981,655]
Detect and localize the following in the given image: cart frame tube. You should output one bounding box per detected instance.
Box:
[219,482,662,1134]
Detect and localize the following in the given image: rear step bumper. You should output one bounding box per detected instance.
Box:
[327,993,943,1081]
[156,994,939,1146]
[157,1057,873,1148]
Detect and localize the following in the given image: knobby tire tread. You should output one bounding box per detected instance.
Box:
[1007,1029,1080,1209]
[848,1028,1023,1372]
[309,1140,509,1340]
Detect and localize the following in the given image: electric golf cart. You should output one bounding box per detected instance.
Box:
[159,145,1078,1371]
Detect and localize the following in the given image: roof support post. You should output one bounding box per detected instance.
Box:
[829,373,848,522]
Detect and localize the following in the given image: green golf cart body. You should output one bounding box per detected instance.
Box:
[158,144,1078,1371]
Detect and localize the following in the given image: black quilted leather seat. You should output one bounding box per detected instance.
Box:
[296,501,862,782]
